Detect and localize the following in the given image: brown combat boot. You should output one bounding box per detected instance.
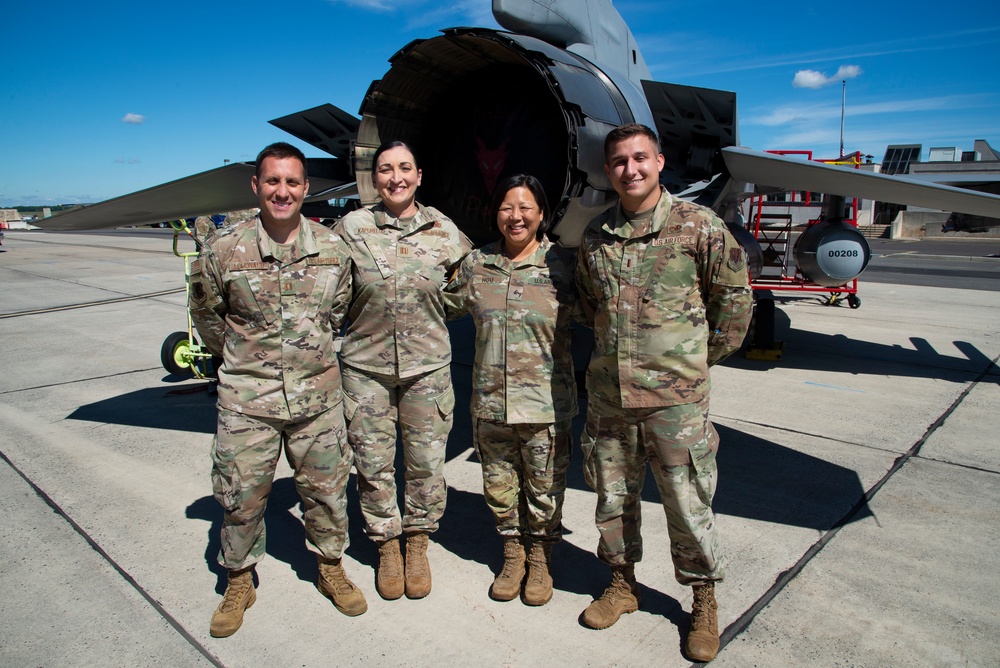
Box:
[317,557,368,617]
[685,582,720,662]
[581,564,640,630]
[523,542,553,606]
[490,538,526,601]
[210,567,256,638]
[376,538,405,600]
[404,533,432,599]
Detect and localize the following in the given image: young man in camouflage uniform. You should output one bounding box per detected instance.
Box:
[575,124,753,661]
[190,142,366,638]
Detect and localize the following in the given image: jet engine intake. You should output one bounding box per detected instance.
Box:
[354,29,642,247]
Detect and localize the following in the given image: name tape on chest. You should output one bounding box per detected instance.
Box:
[307,256,341,266]
[651,235,694,246]
[230,262,271,271]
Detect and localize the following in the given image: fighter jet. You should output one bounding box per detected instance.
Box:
[37,0,1000,290]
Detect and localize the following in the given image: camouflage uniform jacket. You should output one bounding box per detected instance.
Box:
[189,215,352,421]
[576,187,752,409]
[445,237,579,424]
[333,202,473,379]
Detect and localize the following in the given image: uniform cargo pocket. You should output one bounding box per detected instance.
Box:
[210,438,240,512]
[579,420,599,491]
[435,384,455,420]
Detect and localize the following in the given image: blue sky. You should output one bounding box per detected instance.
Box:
[3,0,998,207]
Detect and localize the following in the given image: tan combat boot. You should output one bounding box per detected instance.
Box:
[404,533,432,599]
[523,542,553,606]
[317,557,368,616]
[581,564,640,629]
[685,582,720,662]
[376,538,405,600]
[490,538,526,601]
[210,567,256,638]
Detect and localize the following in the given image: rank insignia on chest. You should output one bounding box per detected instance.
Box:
[398,246,411,256]
[281,280,295,296]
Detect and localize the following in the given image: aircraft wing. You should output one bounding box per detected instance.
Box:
[35,158,353,231]
[268,103,361,161]
[722,146,1000,220]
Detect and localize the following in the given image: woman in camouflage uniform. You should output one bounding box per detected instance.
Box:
[333,141,472,601]
[445,174,580,606]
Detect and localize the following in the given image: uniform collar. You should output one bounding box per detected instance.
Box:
[602,186,674,239]
[373,202,435,236]
[254,214,318,260]
[482,236,551,271]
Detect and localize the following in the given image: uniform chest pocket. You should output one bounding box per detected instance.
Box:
[585,243,617,294]
[227,272,277,327]
[303,268,338,328]
[638,245,702,323]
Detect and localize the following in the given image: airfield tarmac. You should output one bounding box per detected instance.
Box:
[1,228,998,667]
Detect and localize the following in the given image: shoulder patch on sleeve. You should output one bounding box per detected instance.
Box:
[716,235,750,287]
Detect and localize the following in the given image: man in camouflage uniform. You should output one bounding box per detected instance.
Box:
[332,141,473,601]
[575,124,752,661]
[190,142,366,638]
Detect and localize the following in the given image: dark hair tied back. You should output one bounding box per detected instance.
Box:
[489,174,551,241]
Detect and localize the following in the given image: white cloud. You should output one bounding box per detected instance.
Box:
[793,65,862,89]
[834,65,861,79]
[791,70,827,89]
[121,113,145,124]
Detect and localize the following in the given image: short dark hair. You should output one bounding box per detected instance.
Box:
[603,123,660,162]
[255,142,308,179]
[372,140,419,170]
[490,174,551,241]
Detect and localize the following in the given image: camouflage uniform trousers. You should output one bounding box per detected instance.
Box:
[342,364,455,540]
[580,396,724,585]
[473,418,572,542]
[211,405,352,571]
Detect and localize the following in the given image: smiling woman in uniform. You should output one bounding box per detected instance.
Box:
[445,173,581,606]
[333,140,472,602]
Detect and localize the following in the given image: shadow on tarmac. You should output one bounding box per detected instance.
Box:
[183,472,688,629]
[729,299,1000,380]
[77,316,881,612]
